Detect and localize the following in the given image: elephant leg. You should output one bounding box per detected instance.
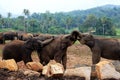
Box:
[55,50,67,70]
[92,49,101,64]
[62,53,67,70]
[54,52,63,64]
[43,57,51,66]
[3,38,5,44]
[22,53,32,64]
[39,53,50,66]
[37,52,45,65]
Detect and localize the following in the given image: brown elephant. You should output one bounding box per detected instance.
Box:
[33,33,40,37]
[0,32,3,44]
[18,33,33,41]
[34,34,54,41]
[37,30,80,70]
[3,31,18,44]
[78,33,120,64]
[2,37,54,64]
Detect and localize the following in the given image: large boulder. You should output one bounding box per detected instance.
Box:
[26,62,43,72]
[64,67,91,80]
[42,60,64,77]
[112,60,120,72]
[0,59,18,71]
[96,61,120,80]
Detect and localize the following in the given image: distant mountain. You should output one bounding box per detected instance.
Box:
[66,4,120,16]
[64,4,120,26]
[1,4,120,23]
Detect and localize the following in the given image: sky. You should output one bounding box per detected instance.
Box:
[0,0,120,17]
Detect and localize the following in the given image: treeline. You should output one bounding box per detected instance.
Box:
[0,5,120,35]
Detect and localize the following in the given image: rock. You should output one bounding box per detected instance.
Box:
[42,65,51,77]
[23,69,41,77]
[42,60,64,77]
[0,59,18,71]
[64,67,91,80]
[50,63,64,77]
[26,62,43,72]
[96,61,120,80]
[42,60,57,77]
[0,60,5,68]
[112,60,120,72]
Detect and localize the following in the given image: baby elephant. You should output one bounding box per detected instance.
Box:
[2,37,54,64]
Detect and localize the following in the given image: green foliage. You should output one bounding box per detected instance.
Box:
[0,5,119,35]
[116,28,120,35]
[48,26,65,34]
[0,28,15,32]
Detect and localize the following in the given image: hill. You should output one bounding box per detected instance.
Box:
[66,4,120,27]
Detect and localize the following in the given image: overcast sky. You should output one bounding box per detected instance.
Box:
[0,0,120,16]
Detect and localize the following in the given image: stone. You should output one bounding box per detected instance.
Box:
[42,60,64,77]
[42,65,51,77]
[0,59,18,71]
[64,67,91,80]
[50,63,64,77]
[26,62,43,72]
[96,61,120,80]
[112,60,120,72]
[23,69,41,77]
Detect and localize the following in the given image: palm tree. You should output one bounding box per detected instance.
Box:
[23,9,30,32]
[0,14,2,19]
[7,12,12,28]
[8,12,11,18]
[0,14,2,28]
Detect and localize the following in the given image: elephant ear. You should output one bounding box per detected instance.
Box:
[60,35,72,50]
[37,40,43,47]
[83,34,95,48]
[24,39,34,50]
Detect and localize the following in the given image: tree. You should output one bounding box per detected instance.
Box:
[0,14,2,28]
[80,14,98,32]
[23,9,30,32]
[29,19,39,32]
[7,12,11,18]
[95,17,116,36]
[101,17,116,36]
[65,15,72,30]
[7,12,12,28]
[48,26,65,34]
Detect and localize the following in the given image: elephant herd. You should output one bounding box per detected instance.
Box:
[0,31,37,44]
[1,30,120,70]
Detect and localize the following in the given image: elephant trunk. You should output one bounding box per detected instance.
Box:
[40,37,54,47]
[71,30,82,40]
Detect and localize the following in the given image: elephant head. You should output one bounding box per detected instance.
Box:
[60,30,82,49]
[79,34,95,48]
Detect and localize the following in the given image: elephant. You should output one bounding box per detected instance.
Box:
[34,34,54,41]
[2,31,18,44]
[33,33,40,37]
[37,30,80,70]
[78,33,120,64]
[2,36,54,64]
[18,33,33,41]
[0,32,3,44]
